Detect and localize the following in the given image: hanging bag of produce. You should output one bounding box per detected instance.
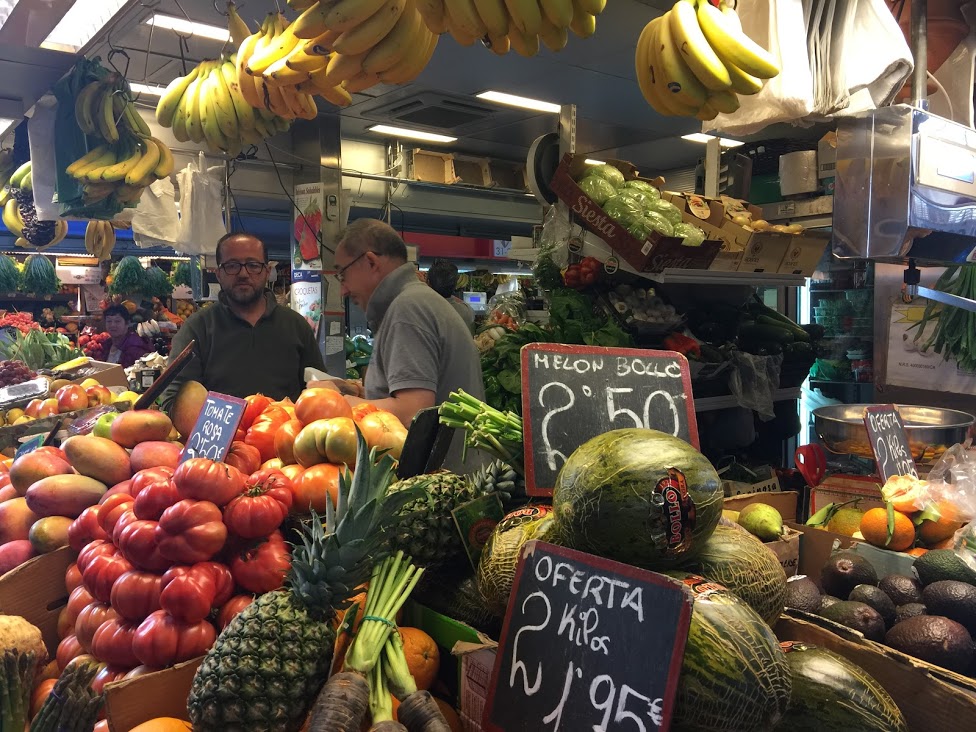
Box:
[175,152,227,256]
[131,177,180,247]
[26,96,60,221]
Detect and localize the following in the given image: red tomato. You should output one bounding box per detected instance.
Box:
[97,494,135,536]
[156,499,227,564]
[358,411,408,460]
[351,402,380,422]
[66,585,95,627]
[274,419,304,466]
[111,509,140,546]
[223,469,293,538]
[280,463,304,483]
[174,458,245,507]
[229,531,291,594]
[75,602,118,652]
[101,480,132,501]
[295,388,353,425]
[132,611,216,668]
[111,570,163,622]
[91,665,130,695]
[217,594,254,629]
[293,418,357,469]
[159,564,216,623]
[240,394,272,433]
[225,441,262,476]
[292,463,341,515]
[77,539,116,573]
[83,550,134,604]
[133,479,181,521]
[197,561,234,606]
[116,519,170,574]
[91,618,140,668]
[244,422,280,464]
[56,634,83,671]
[65,562,83,594]
[129,467,175,498]
[68,505,110,551]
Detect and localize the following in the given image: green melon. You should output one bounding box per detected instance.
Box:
[683,525,787,625]
[476,506,556,616]
[551,429,722,569]
[775,642,907,732]
[669,573,792,731]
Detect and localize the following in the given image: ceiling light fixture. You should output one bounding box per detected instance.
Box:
[41,0,129,53]
[128,83,168,97]
[681,132,743,148]
[143,14,230,42]
[475,91,561,114]
[368,125,457,143]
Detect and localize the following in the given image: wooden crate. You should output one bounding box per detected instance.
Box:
[410,149,458,184]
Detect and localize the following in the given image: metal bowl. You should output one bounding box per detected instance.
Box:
[812,404,974,462]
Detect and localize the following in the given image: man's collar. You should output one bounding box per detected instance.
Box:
[365,263,418,329]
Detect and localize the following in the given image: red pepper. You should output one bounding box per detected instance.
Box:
[663,332,701,359]
[580,257,602,286]
[562,264,583,289]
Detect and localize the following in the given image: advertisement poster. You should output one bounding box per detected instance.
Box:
[293,182,323,271]
[885,298,976,395]
[292,269,322,336]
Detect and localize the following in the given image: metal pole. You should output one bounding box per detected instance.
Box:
[704,137,721,197]
[224,159,232,232]
[911,0,928,109]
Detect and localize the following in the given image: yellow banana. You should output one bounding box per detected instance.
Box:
[313,81,354,107]
[656,11,708,108]
[260,81,294,118]
[66,145,111,177]
[286,47,332,71]
[155,68,199,128]
[279,84,315,120]
[539,0,572,29]
[73,148,119,180]
[648,16,700,116]
[288,0,318,10]
[343,72,381,93]
[149,137,175,179]
[415,0,449,34]
[362,3,424,74]
[208,64,240,140]
[236,33,266,109]
[508,22,539,57]
[15,237,34,249]
[472,0,508,38]
[698,1,779,79]
[96,89,120,142]
[697,101,718,121]
[84,220,96,255]
[539,16,567,51]
[569,3,595,38]
[124,102,152,137]
[725,60,763,96]
[126,138,161,185]
[184,62,212,143]
[443,0,486,39]
[485,32,510,56]
[503,0,542,35]
[635,19,671,115]
[298,0,388,37]
[333,0,408,56]
[707,88,740,114]
[322,51,369,86]
[220,60,256,131]
[668,0,731,91]
[574,0,603,14]
[93,140,144,182]
[303,29,343,56]
[2,199,23,236]
[227,1,251,45]
[380,27,438,82]
[200,82,231,152]
[172,107,190,143]
[74,80,103,134]
[266,54,314,86]
[248,19,301,76]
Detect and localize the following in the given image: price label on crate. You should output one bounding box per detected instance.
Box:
[484,541,691,732]
[863,404,918,482]
[521,344,699,496]
[179,392,246,464]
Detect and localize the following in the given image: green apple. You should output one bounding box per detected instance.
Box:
[93,411,120,440]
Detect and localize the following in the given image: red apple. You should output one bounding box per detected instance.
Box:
[56,385,89,413]
[85,385,113,407]
[37,398,59,418]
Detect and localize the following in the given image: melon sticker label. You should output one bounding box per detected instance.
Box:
[680,575,727,600]
[656,468,696,555]
[498,505,551,531]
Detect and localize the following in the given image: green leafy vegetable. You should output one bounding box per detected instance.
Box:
[142,266,174,299]
[109,256,145,296]
[18,255,59,297]
[0,256,20,293]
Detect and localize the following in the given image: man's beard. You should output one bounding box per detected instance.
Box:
[225,283,264,306]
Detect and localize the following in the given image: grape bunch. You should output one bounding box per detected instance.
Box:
[0,359,36,387]
[10,189,57,246]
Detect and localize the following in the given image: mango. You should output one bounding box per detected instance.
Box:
[130,441,183,472]
[110,410,174,449]
[0,497,39,543]
[25,475,107,518]
[62,435,132,486]
[169,380,207,440]
[10,452,74,496]
[29,516,72,554]
[0,540,36,575]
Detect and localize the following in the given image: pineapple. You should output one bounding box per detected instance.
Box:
[187,436,425,732]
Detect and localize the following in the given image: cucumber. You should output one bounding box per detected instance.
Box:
[739,323,794,344]
[756,314,810,342]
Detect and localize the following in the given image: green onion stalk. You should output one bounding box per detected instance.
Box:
[439,390,524,475]
[908,265,976,373]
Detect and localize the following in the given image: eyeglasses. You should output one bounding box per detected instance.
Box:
[335,252,368,283]
[219,261,267,276]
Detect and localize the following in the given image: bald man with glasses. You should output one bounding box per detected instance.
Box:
[161,232,325,410]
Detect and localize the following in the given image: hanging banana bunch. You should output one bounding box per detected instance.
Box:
[84,220,116,261]
[635,0,779,120]
[2,162,70,250]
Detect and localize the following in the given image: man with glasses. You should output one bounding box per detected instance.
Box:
[161,232,325,409]
[312,219,484,470]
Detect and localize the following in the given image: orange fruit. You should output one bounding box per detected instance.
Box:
[859,507,916,551]
[434,698,463,732]
[906,547,928,557]
[881,475,925,514]
[928,536,957,550]
[400,627,440,691]
[918,502,964,545]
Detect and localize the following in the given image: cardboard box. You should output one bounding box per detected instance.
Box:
[722,474,781,497]
[0,547,74,657]
[724,491,802,577]
[69,360,127,388]
[774,612,976,731]
[104,659,200,731]
[738,235,790,273]
[777,232,830,276]
[810,474,885,515]
[410,149,458,184]
[455,644,497,732]
[548,154,721,272]
[453,155,492,187]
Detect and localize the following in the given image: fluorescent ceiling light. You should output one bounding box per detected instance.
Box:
[0,1,23,30]
[476,91,561,114]
[368,125,456,143]
[128,83,167,97]
[681,132,743,148]
[41,0,129,52]
[144,14,230,42]
[584,159,604,165]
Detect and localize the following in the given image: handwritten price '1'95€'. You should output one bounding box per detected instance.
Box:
[185,398,236,461]
[508,554,664,730]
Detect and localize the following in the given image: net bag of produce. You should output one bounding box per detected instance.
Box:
[131,178,179,248]
[175,152,226,256]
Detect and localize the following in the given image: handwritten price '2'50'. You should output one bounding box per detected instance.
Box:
[538,382,682,471]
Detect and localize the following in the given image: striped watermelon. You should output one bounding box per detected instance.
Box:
[775,642,907,731]
[682,525,787,624]
[669,573,792,731]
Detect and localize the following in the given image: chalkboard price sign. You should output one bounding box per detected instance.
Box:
[863,404,918,482]
[485,541,691,732]
[521,344,699,495]
[179,392,247,464]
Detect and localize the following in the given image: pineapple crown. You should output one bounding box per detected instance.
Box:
[289,428,427,614]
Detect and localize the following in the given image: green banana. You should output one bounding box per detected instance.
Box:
[155,67,200,128]
[8,162,31,188]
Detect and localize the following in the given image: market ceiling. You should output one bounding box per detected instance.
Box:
[48,0,817,174]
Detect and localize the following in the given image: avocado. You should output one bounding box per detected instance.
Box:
[913,549,976,587]
[821,551,878,599]
[820,595,842,612]
[784,576,822,613]
[921,580,976,635]
[879,574,923,606]
[885,615,974,673]
[820,600,886,642]
[894,603,927,626]
[849,584,897,628]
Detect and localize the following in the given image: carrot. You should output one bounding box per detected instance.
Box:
[396,691,452,732]
[306,671,369,732]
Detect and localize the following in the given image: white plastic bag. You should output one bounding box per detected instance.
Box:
[26,96,59,221]
[131,178,180,247]
[175,152,226,256]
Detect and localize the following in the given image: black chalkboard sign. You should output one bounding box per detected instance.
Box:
[863,404,918,481]
[179,392,247,464]
[521,344,699,496]
[485,540,691,732]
